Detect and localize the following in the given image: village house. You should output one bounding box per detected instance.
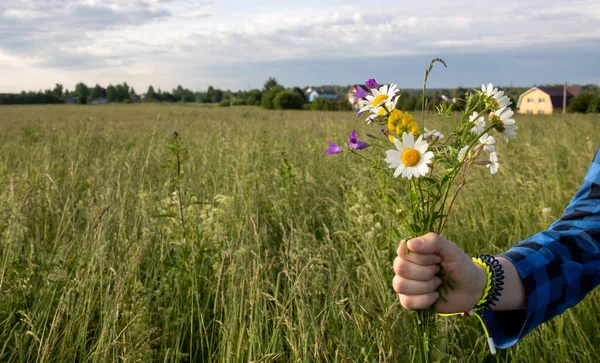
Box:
[346,85,363,109]
[517,84,581,115]
[305,87,339,103]
[90,97,108,105]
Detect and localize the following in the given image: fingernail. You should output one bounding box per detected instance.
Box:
[407,239,423,250]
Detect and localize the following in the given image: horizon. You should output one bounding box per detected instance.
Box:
[1,0,599,93]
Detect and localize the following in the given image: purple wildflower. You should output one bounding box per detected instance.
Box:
[324,141,342,155]
[349,130,368,149]
[365,78,379,89]
[353,85,368,99]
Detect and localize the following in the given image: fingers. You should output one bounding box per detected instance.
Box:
[393,256,440,281]
[393,236,444,311]
[398,291,440,310]
[397,240,442,266]
[393,274,442,295]
[407,233,463,261]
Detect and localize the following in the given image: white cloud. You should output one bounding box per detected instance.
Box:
[0,0,599,92]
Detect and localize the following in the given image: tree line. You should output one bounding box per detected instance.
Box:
[2,79,599,113]
[568,85,600,113]
[0,82,234,105]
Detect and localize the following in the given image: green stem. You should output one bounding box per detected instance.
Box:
[435,121,496,232]
[411,307,436,363]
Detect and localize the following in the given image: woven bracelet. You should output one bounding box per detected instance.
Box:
[471,254,505,312]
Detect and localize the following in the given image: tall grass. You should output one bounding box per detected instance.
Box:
[0,104,598,362]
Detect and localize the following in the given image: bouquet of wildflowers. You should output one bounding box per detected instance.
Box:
[324,60,517,362]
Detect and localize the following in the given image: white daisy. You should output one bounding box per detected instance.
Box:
[494,94,512,110]
[457,145,469,162]
[470,112,486,134]
[357,83,400,119]
[481,82,512,111]
[487,151,499,174]
[490,106,517,142]
[481,83,500,98]
[424,127,444,140]
[478,133,496,152]
[385,132,434,179]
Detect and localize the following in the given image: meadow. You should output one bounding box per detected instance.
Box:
[0,104,599,362]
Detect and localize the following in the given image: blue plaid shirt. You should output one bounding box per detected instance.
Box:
[483,147,600,348]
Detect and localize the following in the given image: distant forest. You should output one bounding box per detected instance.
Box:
[1,78,599,113]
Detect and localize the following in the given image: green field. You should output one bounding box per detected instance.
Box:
[0,104,599,362]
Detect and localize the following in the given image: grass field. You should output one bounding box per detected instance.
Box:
[0,104,599,362]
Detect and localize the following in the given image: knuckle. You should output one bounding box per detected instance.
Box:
[427,255,439,265]
[424,232,439,241]
[429,264,440,277]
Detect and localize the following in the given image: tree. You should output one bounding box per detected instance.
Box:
[261,85,285,109]
[206,86,216,103]
[263,77,280,92]
[310,98,335,111]
[52,83,63,99]
[106,85,116,102]
[90,84,105,100]
[143,86,157,102]
[292,87,306,102]
[114,83,129,102]
[273,91,304,110]
[75,82,89,98]
[214,89,224,103]
[399,92,418,111]
[569,93,594,113]
[244,89,262,106]
[337,96,352,111]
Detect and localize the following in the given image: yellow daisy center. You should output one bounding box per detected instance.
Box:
[371,94,388,107]
[490,114,505,132]
[487,98,499,111]
[401,148,420,167]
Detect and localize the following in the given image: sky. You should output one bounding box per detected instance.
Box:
[1,0,599,93]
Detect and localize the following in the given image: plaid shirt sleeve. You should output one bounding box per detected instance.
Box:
[482,147,600,349]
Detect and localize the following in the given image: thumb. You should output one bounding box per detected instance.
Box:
[407,233,464,262]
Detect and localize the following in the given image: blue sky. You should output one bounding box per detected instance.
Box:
[0,0,599,93]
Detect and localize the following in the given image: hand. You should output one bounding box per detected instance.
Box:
[392,232,487,314]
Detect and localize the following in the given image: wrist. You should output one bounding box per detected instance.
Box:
[469,263,488,311]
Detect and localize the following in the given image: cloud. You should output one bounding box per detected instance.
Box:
[0,0,599,92]
[0,0,172,66]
